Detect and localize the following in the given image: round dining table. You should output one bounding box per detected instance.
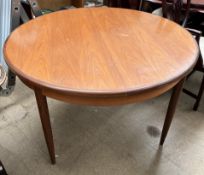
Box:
[4,8,199,164]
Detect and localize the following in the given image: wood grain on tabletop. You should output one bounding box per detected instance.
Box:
[4,8,198,96]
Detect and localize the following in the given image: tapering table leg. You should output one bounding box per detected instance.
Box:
[34,89,56,164]
[160,78,185,146]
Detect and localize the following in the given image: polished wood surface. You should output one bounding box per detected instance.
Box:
[4,8,198,98]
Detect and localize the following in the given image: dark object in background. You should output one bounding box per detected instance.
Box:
[104,0,141,9]
[84,0,103,7]
[0,161,8,175]
[156,0,204,111]
[188,12,204,34]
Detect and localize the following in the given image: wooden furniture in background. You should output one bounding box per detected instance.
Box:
[183,34,204,110]
[141,0,204,9]
[155,0,203,110]
[37,0,84,10]
[4,8,199,164]
[21,0,42,21]
[104,0,141,9]
[161,0,191,26]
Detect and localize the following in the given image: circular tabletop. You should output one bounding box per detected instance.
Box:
[4,8,198,97]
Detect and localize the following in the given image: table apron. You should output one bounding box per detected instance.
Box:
[42,81,180,106]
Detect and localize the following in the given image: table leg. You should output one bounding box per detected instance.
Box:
[160,78,185,146]
[0,160,8,175]
[34,89,56,164]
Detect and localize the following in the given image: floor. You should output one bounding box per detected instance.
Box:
[0,72,204,175]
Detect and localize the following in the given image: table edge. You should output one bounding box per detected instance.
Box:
[3,8,200,97]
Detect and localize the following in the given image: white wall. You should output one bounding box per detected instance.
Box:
[0,0,11,71]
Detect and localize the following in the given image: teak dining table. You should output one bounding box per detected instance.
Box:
[4,8,199,164]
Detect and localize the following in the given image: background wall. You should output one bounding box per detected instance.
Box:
[0,0,11,71]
